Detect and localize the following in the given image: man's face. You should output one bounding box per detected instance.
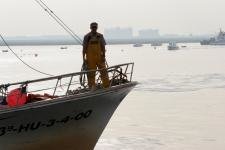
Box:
[91,26,98,33]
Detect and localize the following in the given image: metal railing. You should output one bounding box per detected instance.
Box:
[0,63,134,103]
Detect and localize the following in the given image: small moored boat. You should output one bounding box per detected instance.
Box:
[60,46,68,50]
[168,42,179,50]
[2,50,8,53]
[133,43,143,47]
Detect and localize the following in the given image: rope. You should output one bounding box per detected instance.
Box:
[34,0,83,45]
[39,0,83,44]
[0,1,83,77]
[0,0,85,80]
[0,34,54,76]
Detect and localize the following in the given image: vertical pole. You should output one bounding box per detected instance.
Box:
[124,65,128,75]
[53,78,60,96]
[110,67,117,87]
[130,63,134,82]
[66,76,73,95]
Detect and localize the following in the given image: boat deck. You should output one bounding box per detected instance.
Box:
[0,63,134,110]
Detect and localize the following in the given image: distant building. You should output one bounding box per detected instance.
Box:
[164,34,180,38]
[104,27,133,39]
[138,29,160,39]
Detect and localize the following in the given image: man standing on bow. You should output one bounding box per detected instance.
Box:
[83,22,110,89]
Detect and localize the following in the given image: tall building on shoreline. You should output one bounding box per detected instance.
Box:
[138,29,160,39]
[104,27,161,39]
[104,27,133,39]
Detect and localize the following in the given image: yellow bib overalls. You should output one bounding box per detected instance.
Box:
[86,35,110,88]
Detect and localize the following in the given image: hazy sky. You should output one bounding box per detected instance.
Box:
[0,0,224,36]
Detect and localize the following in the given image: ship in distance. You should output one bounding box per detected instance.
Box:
[133,43,143,47]
[168,42,179,50]
[201,29,225,45]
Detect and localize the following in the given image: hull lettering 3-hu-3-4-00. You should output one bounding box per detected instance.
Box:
[0,63,136,149]
[0,110,93,137]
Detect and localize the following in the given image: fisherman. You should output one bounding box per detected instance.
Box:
[83,22,110,89]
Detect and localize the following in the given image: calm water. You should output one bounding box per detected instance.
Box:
[1,43,225,150]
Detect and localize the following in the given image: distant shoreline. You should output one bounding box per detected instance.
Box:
[0,36,207,46]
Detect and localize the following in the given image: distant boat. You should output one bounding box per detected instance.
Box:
[133,43,143,47]
[181,45,187,48]
[168,42,179,50]
[200,29,225,45]
[2,50,8,53]
[60,46,68,50]
[151,42,162,47]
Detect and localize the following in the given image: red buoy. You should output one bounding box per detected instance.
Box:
[7,88,27,107]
